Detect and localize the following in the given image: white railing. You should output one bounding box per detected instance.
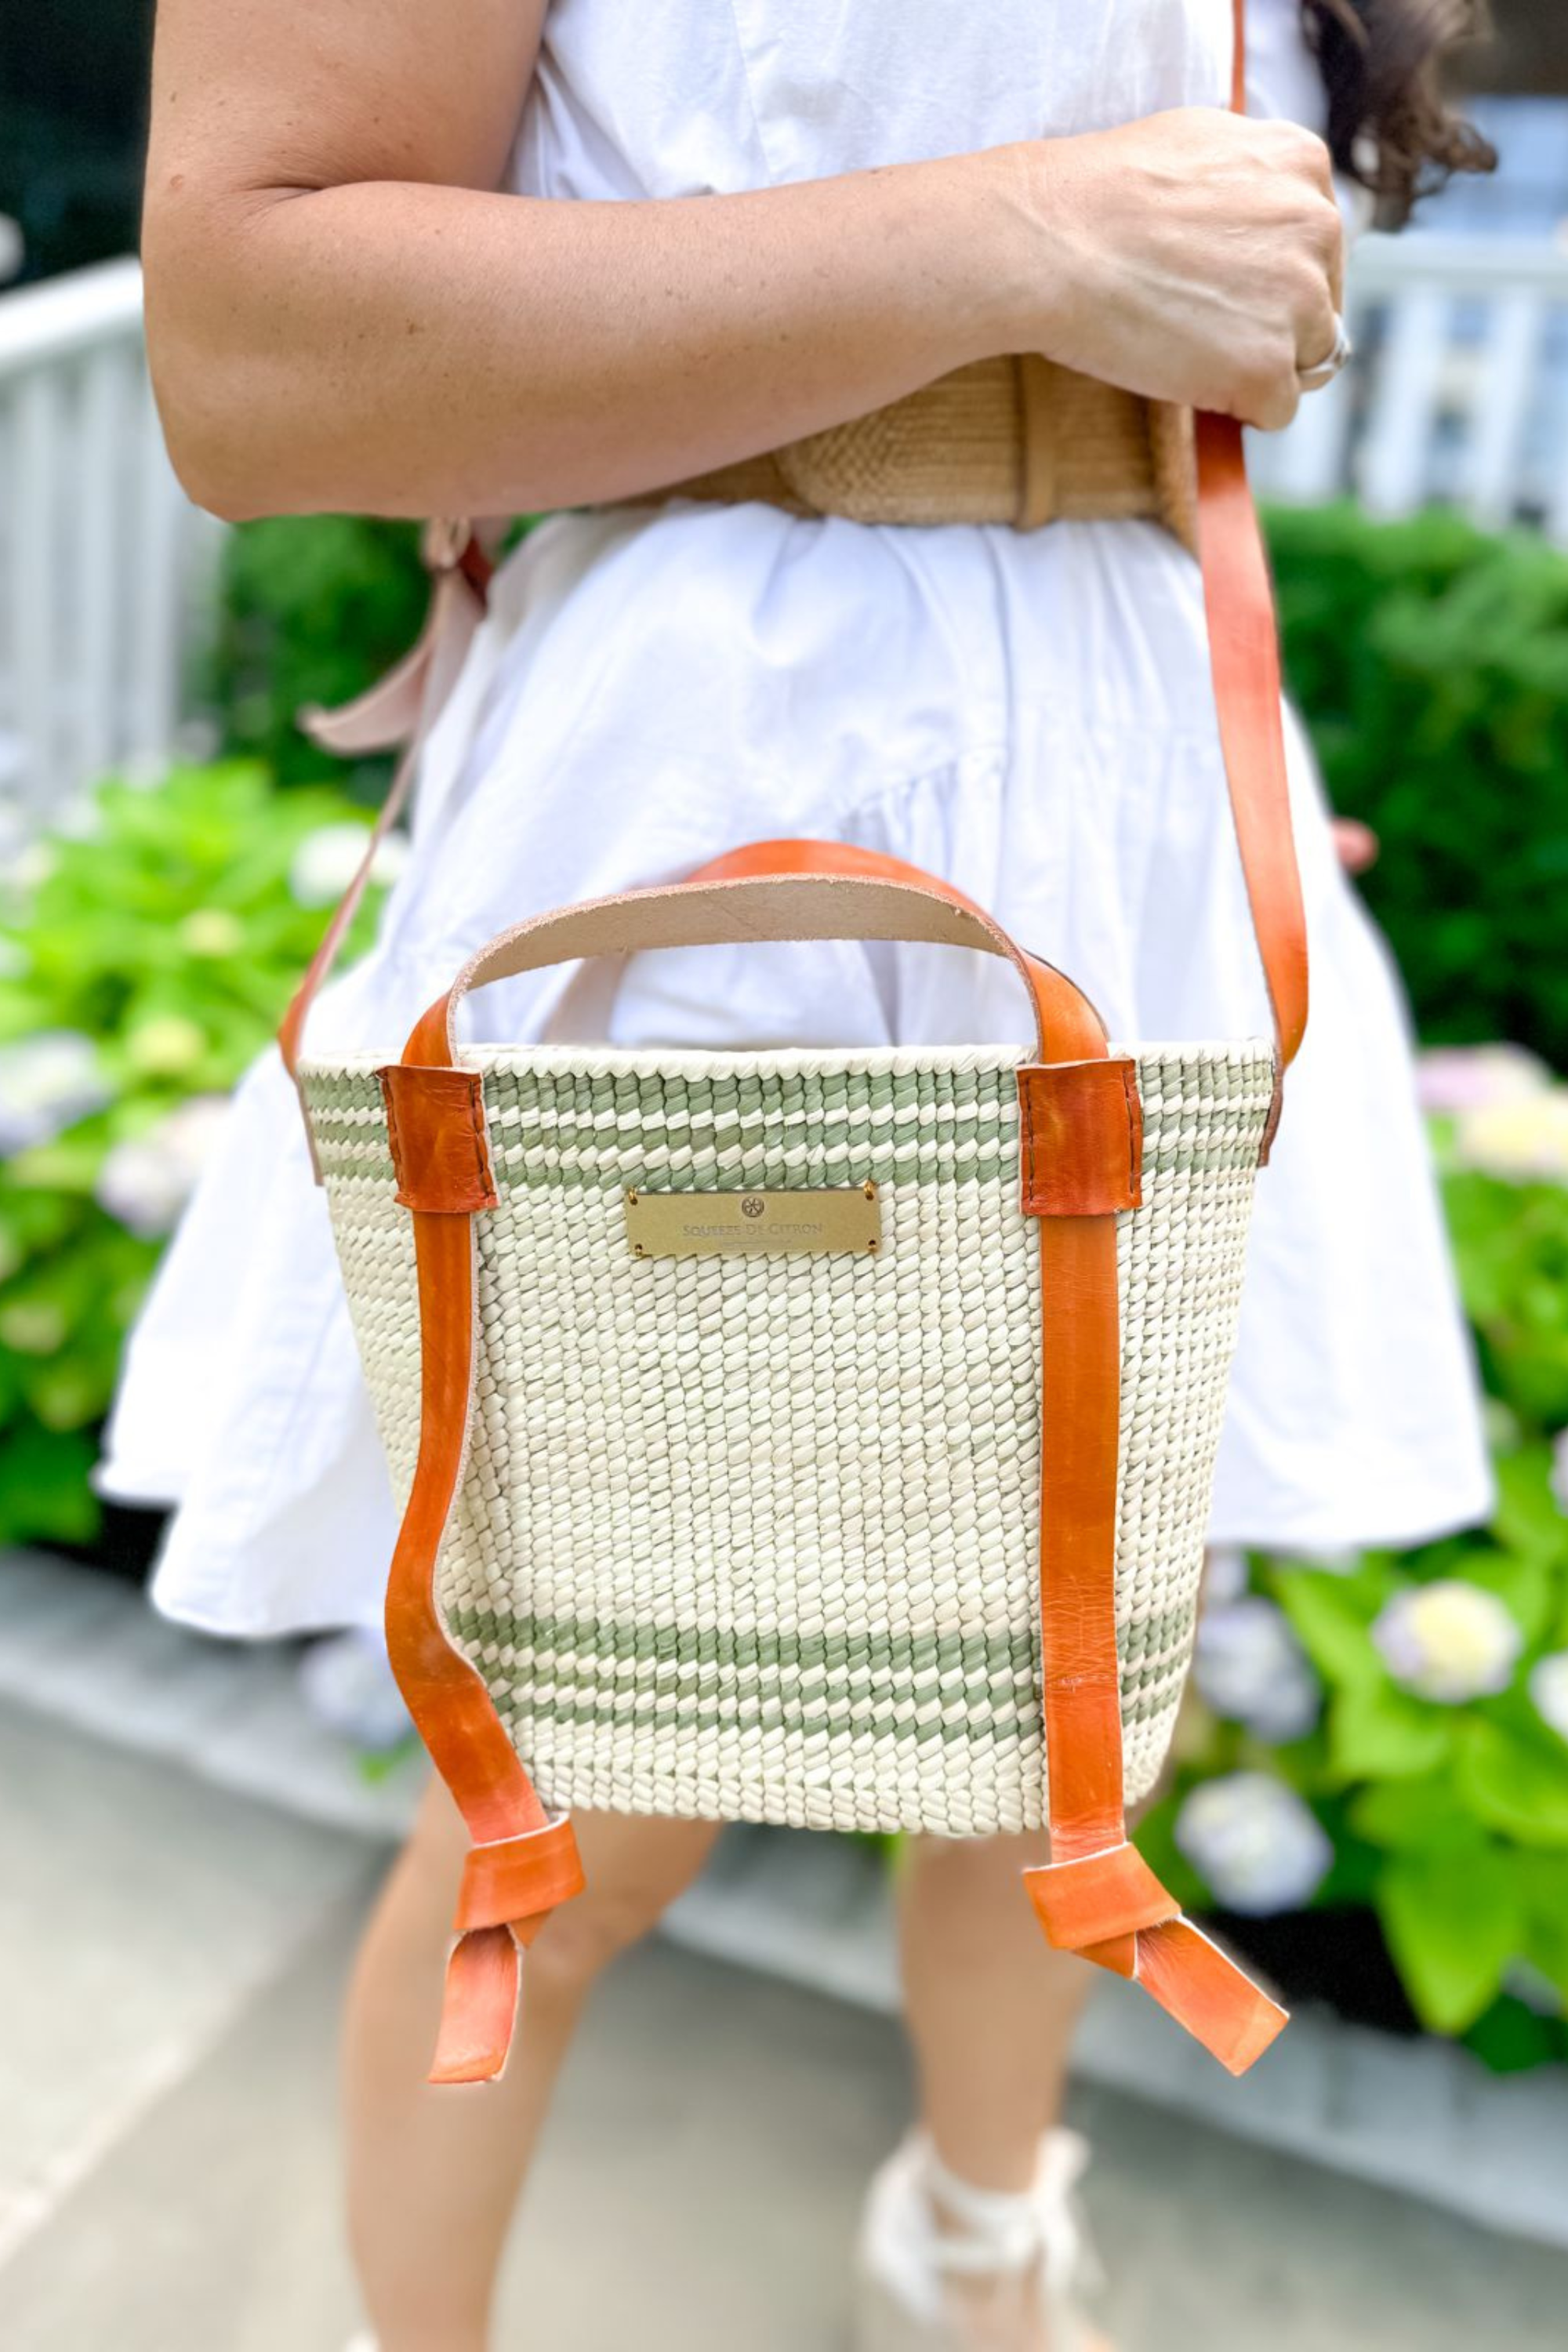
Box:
[0,258,216,826]
[0,233,1564,832]
[1250,231,1568,541]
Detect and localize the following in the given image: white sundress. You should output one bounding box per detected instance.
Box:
[101,0,1494,1638]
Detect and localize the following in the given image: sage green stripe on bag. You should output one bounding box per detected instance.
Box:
[448,1601,1198,1737]
[301,1051,1273,1190]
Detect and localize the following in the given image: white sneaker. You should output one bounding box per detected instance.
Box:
[854,2130,1108,2352]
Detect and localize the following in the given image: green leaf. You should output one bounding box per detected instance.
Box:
[1273,1570,1384,1692]
[1348,1776,1480,1855]
[1377,1845,1522,2034]
[1517,1857,1568,2002]
[1459,1544,1555,1648]
[1457,1721,1568,1849]
[1328,1681,1454,1784]
[1491,1451,1568,1582]
[0,1425,100,1547]
[1462,1994,1561,2075]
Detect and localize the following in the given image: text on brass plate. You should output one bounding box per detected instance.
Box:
[623,1182,881,1259]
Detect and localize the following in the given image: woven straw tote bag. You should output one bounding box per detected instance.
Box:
[278,0,1308,2090]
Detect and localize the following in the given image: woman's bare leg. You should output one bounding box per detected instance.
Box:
[900,1829,1091,2190]
[891,1830,1102,2349]
[343,1780,720,2352]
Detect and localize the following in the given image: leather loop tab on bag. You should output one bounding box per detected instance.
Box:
[1024,1840,1180,1950]
[1017,1060,1143,1218]
[455,1815,586,1935]
[378,1065,499,1214]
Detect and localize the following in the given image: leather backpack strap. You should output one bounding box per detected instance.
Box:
[1012,0,1287,2070]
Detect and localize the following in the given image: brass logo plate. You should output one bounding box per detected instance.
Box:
[624,1182,881,1259]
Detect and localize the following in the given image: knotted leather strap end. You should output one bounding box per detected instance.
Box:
[379,1065,499,1214]
[454,1813,586,1936]
[431,1924,524,2085]
[1023,1846,1288,2077]
[1017,1060,1143,1217]
[429,1816,586,2085]
[1134,1915,1290,2077]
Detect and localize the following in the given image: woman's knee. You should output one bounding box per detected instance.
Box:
[393,1786,717,1998]
[521,1813,720,1998]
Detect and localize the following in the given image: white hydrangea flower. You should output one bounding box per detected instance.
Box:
[1372,1581,1523,1704]
[125,1014,206,1077]
[0,1030,110,1156]
[1195,1596,1321,1743]
[289,822,410,909]
[180,907,245,958]
[0,840,56,895]
[1455,1091,1568,1185]
[1203,1545,1250,1606]
[299,1628,411,1752]
[1174,1773,1333,1916]
[53,793,105,841]
[95,1095,230,1237]
[1529,1652,1568,1744]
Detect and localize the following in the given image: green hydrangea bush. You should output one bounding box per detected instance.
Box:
[0,760,395,1547]
[1141,1048,1568,2070]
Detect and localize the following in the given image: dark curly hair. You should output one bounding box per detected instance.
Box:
[1301,0,1497,221]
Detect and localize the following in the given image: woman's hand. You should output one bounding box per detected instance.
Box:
[996,109,1345,431]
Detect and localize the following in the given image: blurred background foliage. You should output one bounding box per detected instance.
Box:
[0,763,391,1547]
[1269,505,1568,1068]
[2,499,1566,2061]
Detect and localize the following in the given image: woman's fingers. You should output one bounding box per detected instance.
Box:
[1014,111,1346,431]
[1240,350,1302,434]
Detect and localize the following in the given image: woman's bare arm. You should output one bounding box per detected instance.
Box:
[143,0,1342,522]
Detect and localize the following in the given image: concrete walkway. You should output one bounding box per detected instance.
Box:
[2,1697,1566,2352]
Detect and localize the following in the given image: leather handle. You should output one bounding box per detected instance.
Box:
[398,858,1113,1071]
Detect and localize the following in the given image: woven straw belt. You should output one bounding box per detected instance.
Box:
[658,355,1197,550]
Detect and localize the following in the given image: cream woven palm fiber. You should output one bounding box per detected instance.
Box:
[303,1039,1274,1835]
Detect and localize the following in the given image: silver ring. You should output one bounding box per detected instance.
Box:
[1298,312,1352,393]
